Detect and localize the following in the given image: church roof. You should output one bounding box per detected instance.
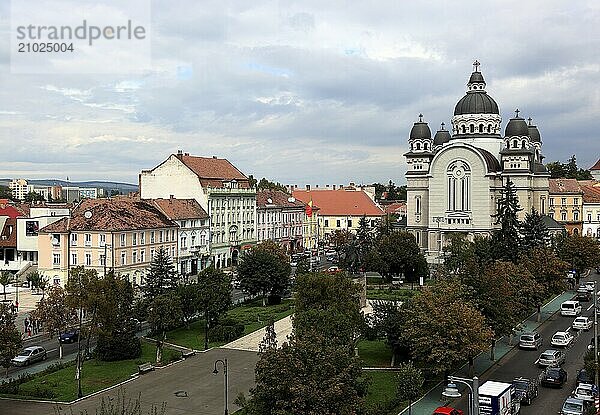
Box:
[541,215,565,231]
[590,158,600,171]
[475,147,502,172]
[505,116,529,137]
[454,91,499,116]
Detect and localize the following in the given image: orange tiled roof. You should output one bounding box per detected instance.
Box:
[549,178,582,194]
[590,158,600,171]
[0,217,17,247]
[151,198,208,220]
[384,201,407,215]
[40,198,176,233]
[292,189,384,217]
[0,202,26,219]
[581,185,600,204]
[256,190,305,209]
[177,155,250,188]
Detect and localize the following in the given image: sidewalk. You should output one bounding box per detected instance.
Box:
[399,290,575,415]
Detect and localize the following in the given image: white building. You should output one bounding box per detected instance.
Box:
[405,62,550,261]
[151,197,210,278]
[9,179,31,201]
[256,190,306,253]
[16,205,70,264]
[140,151,257,268]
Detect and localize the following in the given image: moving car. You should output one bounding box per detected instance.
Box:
[574,289,591,302]
[512,377,539,405]
[572,383,596,404]
[11,346,47,367]
[572,316,593,331]
[551,331,574,348]
[560,397,585,415]
[560,301,582,316]
[584,281,595,293]
[519,332,542,350]
[541,367,568,388]
[59,329,81,344]
[537,349,565,367]
[432,407,464,415]
[327,266,341,274]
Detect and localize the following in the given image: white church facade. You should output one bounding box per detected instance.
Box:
[405,61,550,261]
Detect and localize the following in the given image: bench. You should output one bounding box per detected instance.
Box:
[137,363,155,374]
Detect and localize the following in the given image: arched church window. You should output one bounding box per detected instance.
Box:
[513,139,518,148]
[487,124,492,133]
[446,161,471,212]
[469,124,474,133]
[424,143,428,150]
[415,196,421,215]
[416,143,421,150]
[462,125,466,134]
[522,141,526,149]
[479,124,484,133]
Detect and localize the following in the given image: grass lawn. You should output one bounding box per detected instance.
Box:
[164,298,295,350]
[3,341,179,402]
[367,288,417,302]
[365,370,403,413]
[358,339,393,367]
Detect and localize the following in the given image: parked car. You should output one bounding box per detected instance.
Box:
[572,383,596,404]
[11,346,47,367]
[561,301,582,316]
[327,266,341,274]
[512,377,539,405]
[519,332,543,350]
[59,329,81,344]
[584,281,596,293]
[551,331,574,348]
[574,290,592,302]
[541,367,568,388]
[576,368,592,386]
[560,397,585,415]
[538,349,565,367]
[432,407,464,415]
[573,316,593,331]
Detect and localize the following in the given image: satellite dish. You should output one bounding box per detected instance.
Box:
[267,198,273,204]
[288,197,295,202]
[52,237,59,245]
[84,211,93,219]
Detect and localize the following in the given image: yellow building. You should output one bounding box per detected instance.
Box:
[38,198,178,287]
[549,178,583,235]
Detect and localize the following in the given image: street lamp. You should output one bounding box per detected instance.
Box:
[442,375,479,415]
[213,358,229,415]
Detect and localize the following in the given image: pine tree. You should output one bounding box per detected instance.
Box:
[143,247,179,301]
[520,208,550,252]
[491,179,522,262]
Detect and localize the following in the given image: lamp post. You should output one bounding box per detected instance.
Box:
[442,375,479,415]
[213,358,229,415]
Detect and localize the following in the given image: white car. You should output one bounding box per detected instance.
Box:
[573,316,593,331]
[584,281,596,293]
[572,383,596,404]
[551,331,574,348]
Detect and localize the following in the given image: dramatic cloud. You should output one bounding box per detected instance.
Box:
[0,0,599,185]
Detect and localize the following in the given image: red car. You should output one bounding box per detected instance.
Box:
[433,407,464,415]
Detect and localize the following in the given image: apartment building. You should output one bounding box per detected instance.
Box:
[549,178,584,235]
[256,190,306,253]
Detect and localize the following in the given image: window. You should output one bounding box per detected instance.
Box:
[588,214,592,223]
[140,250,145,263]
[574,211,579,221]
[120,233,126,246]
[100,254,105,266]
[52,234,61,247]
[479,124,483,133]
[132,233,137,246]
[140,232,145,244]
[85,253,91,266]
[84,234,91,247]
[469,124,474,133]
[416,196,421,214]
[132,251,137,263]
[181,236,187,249]
[150,249,155,259]
[191,234,196,246]
[25,221,39,236]
[561,212,567,221]
[574,198,579,205]
[159,231,164,243]
[165,230,169,242]
[171,230,175,241]
[70,233,78,246]
[121,252,126,265]
[415,143,421,150]
[424,143,428,150]
[336,220,341,228]
[53,253,60,266]
[541,198,546,215]
[99,234,106,247]
[561,198,566,205]
[550,198,554,206]
[150,231,155,243]
[324,219,329,227]
[348,219,353,228]
[447,160,471,212]
[71,253,77,265]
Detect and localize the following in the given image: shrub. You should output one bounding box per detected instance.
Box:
[267,295,282,305]
[208,323,244,342]
[95,331,142,361]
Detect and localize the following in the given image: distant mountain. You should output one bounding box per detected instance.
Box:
[0,178,138,194]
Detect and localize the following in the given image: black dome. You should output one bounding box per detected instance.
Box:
[410,122,431,140]
[469,71,485,84]
[454,91,499,116]
[433,129,451,146]
[528,125,541,143]
[505,117,529,137]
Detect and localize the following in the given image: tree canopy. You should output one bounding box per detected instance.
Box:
[546,155,593,180]
[143,247,179,301]
[0,303,22,376]
[491,179,522,261]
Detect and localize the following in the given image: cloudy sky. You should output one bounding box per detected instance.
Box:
[0,0,599,186]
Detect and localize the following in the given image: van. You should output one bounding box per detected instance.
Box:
[560,300,582,317]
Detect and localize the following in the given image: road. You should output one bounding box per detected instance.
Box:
[452,270,599,414]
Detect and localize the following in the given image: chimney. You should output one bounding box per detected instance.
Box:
[349,182,355,187]
[306,184,310,191]
[185,153,189,156]
[333,185,336,190]
[212,155,217,159]
[176,150,183,160]
[326,184,329,188]
[340,184,344,189]
[315,184,319,188]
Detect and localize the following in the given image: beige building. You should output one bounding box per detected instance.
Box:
[581,183,600,239]
[9,179,31,201]
[38,198,178,287]
[549,178,583,235]
[256,190,307,253]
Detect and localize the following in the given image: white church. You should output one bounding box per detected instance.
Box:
[405,61,550,261]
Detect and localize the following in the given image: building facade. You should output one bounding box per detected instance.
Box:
[38,198,177,286]
[140,151,256,269]
[16,204,70,265]
[9,179,31,201]
[549,178,583,235]
[404,62,550,261]
[256,190,306,253]
[151,197,210,278]
[581,183,600,239]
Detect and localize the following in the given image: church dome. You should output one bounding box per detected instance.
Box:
[433,124,451,146]
[469,71,485,84]
[527,119,541,143]
[409,114,431,140]
[454,91,499,116]
[505,113,529,137]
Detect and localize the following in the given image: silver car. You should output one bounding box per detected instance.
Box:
[11,346,47,367]
[519,332,543,350]
[537,349,565,367]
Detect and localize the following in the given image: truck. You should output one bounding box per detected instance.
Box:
[478,380,521,415]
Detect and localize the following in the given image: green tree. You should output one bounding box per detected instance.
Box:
[370,300,405,366]
[0,303,22,376]
[0,185,14,201]
[256,178,289,193]
[148,293,183,363]
[259,319,277,353]
[442,233,479,280]
[395,361,424,415]
[0,271,13,302]
[143,247,179,301]
[556,234,600,284]
[33,285,77,359]
[547,155,593,180]
[24,191,44,202]
[519,247,568,301]
[176,283,200,329]
[369,231,428,284]
[403,279,492,376]
[26,270,42,295]
[329,229,354,263]
[520,208,550,252]
[237,241,291,306]
[196,267,232,350]
[491,179,522,262]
